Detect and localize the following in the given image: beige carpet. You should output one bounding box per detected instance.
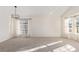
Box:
[0,37,79,52]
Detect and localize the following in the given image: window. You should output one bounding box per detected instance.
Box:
[68,18,73,32]
[16,19,28,36]
[76,16,79,33]
[65,16,79,34]
[65,17,73,33]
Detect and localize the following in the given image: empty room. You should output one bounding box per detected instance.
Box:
[0,6,79,52]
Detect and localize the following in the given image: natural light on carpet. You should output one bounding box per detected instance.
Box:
[53,44,76,52]
[20,41,63,52]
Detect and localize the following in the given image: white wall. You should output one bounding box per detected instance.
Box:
[0,6,61,42]
[0,7,12,42]
[29,15,61,37]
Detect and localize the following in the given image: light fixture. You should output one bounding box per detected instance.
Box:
[11,6,20,19]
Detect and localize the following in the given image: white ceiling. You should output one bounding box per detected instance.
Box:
[12,6,70,17]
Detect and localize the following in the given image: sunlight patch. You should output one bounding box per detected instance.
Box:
[22,41,63,52]
[53,44,76,52]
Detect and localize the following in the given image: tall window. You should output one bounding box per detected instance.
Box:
[76,16,79,33]
[65,17,73,33]
[68,18,73,32]
[16,19,28,36]
[65,16,79,34]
